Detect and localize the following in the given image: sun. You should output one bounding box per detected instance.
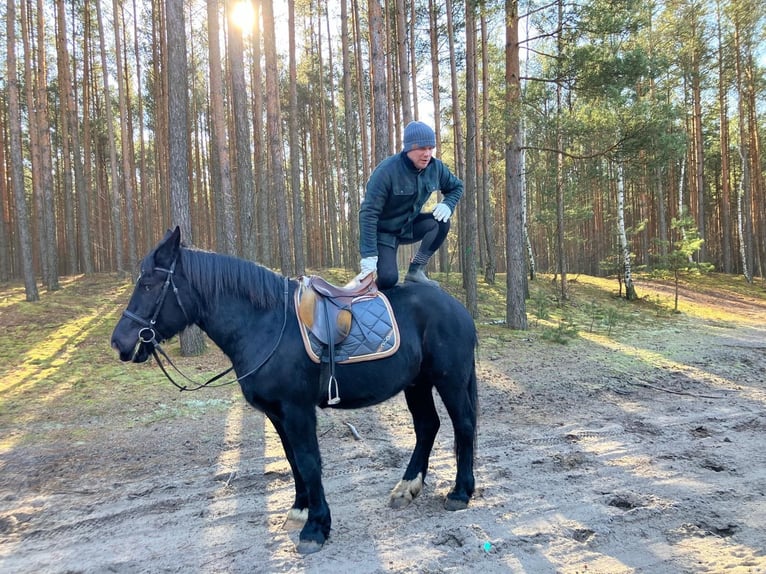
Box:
[230,1,256,35]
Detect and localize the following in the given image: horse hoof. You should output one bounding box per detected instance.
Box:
[389,495,412,509]
[444,497,469,511]
[296,540,324,555]
[389,474,423,509]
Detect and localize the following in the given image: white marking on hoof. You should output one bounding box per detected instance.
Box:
[284,507,308,529]
[389,473,423,509]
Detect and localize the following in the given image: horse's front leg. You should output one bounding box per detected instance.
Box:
[275,404,331,554]
[268,416,309,524]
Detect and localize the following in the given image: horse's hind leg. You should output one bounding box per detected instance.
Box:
[437,367,477,511]
[390,382,440,509]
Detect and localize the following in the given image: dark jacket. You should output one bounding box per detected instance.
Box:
[359,152,463,257]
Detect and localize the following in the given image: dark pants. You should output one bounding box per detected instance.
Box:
[376,214,450,289]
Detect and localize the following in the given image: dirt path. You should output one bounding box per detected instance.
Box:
[1,279,765,573]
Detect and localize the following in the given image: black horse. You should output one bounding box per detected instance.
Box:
[110,227,477,554]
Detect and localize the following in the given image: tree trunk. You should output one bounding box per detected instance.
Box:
[6,0,39,301]
[262,0,292,275]
[317,16,341,268]
[368,0,389,164]
[505,0,527,329]
[716,0,732,273]
[288,0,306,274]
[207,0,237,255]
[691,68,706,262]
[341,0,360,272]
[733,18,752,282]
[248,1,270,265]
[131,0,149,253]
[351,0,370,189]
[227,6,256,261]
[113,0,138,273]
[445,0,465,284]
[554,0,567,301]
[394,0,412,123]
[21,0,58,291]
[480,9,496,285]
[429,0,448,274]
[617,164,637,300]
[462,1,478,317]
[744,51,763,279]
[55,0,93,275]
[166,0,206,356]
[0,112,9,281]
[95,0,125,276]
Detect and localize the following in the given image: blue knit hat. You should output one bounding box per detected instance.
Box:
[402,121,436,152]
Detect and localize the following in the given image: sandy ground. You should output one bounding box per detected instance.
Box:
[1,279,765,573]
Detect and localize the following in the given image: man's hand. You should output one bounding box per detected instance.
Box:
[359,256,378,276]
[433,203,452,222]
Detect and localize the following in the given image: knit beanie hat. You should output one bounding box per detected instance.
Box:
[402,121,436,152]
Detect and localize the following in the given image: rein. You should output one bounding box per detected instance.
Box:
[124,259,290,392]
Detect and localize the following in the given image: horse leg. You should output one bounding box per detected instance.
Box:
[436,368,477,511]
[389,381,440,509]
[276,404,331,554]
[267,416,309,524]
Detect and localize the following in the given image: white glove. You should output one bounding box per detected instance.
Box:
[359,256,378,276]
[433,202,452,222]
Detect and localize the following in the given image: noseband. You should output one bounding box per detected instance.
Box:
[122,256,190,346]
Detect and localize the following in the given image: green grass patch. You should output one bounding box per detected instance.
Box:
[1,269,763,451]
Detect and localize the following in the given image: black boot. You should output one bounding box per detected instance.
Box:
[404,263,439,287]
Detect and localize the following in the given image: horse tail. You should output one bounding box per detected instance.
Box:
[468,359,479,449]
[454,358,479,458]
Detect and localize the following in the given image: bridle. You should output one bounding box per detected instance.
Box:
[122,256,190,347]
[122,254,289,392]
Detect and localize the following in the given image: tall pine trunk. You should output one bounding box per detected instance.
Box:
[262,0,292,275]
[166,0,205,356]
[505,0,527,328]
[6,0,39,301]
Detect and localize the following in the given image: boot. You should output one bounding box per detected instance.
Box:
[404,263,439,287]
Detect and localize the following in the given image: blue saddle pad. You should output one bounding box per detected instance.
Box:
[296,292,400,364]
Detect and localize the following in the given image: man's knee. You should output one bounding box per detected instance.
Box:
[376,268,399,289]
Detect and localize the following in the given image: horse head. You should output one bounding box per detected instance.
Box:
[111,226,196,363]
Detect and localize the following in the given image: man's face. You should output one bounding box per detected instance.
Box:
[406,146,434,169]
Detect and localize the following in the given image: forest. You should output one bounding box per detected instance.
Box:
[1,0,765,324]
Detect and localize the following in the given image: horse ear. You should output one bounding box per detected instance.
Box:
[155,226,182,267]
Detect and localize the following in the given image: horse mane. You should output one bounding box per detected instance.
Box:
[179,247,285,310]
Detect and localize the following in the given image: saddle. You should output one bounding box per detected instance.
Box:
[295,273,400,404]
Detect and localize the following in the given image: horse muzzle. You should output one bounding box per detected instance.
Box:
[111,333,154,363]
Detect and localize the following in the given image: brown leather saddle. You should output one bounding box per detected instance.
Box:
[295,273,400,404]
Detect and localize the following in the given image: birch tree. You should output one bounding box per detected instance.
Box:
[616,164,637,300]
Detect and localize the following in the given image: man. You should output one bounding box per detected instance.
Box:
[358,121,464,289]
